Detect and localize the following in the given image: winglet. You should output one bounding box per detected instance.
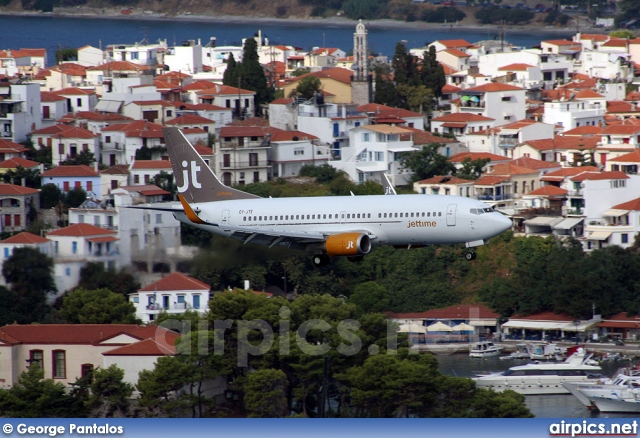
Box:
[178,194,207,225]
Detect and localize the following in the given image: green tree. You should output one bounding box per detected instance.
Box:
[455,157,490,180]
[396,83,434,113]
[59,150,95,166]
[400,143,455,182]
[293,76,322,100]
[299,164,346,184]
[244,368,289,417]
[60,288,140,324]
[150,170,177,201]
[2,247,56,322]
[373,69,398,106]
[421,46,446,99]
[55,47,77,63]
[2,166,41,188]
[64,186,87,208]
[349,281,390,313]
[239,37,274,113]
[77,262,140,296]
[0,366,86,417]
[610,30,636,39]
[88,365,134,417]
[222,53,240,89]
[40,183,64,209]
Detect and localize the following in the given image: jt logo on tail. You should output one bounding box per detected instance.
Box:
[177,160,202,192]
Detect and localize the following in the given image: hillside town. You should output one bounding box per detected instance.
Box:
[2,19,640,416]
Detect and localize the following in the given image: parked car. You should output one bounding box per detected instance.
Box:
[442,1,456,6]
[535,3,545,8]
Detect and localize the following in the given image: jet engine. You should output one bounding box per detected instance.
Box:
[324,233,371,257]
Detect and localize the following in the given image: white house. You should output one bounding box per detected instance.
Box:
[0,82,42,142]
[41,165,101,198]
[100,120,165,166]
[30,125,99,166]
[46,223,120,294]
[451,83,526,126]
[331,124,416,186]
[0,184,40,233]
[129,160,173,186]
[0,324,178,388]
[269,130,330,178]
[129,272,212,322]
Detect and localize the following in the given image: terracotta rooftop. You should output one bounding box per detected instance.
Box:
[0,232,50,245]
[47,223,117,237]
[139,272,210,292]
[42,165,99,178]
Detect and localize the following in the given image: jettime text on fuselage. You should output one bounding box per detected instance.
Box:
[407,220,437,229]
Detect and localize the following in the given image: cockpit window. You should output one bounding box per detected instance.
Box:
[471,207,495,215]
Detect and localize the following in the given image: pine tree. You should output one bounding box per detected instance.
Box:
[222,53,240,88]
[421,46,446,98]
[239,37,274,115]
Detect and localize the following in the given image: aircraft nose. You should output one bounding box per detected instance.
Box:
[496,214,512,234]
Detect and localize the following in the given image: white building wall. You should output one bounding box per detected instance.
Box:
[582,175,640,220]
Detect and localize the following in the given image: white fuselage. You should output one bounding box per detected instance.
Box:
[175,194,511,247]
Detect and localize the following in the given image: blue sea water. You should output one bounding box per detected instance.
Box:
[0,14,574,68]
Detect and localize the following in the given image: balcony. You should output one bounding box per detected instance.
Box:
[499,137,518,148]
[102,142,124,151]
[220,160,270,169]
[476,193,512,201]
[145,302,192,312]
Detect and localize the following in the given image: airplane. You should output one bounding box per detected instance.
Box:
[159,127,512,266]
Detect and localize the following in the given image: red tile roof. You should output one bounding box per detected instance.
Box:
[432,113,494,122]
[510,311,576,321]
[0,157,39,169]
[475,175,511,185]
[574,89,604,99]
[528,185,568,196]
[101,120,164,138]
[139,272,210,292]
[609,150,640,163]
[0,184,39,196]
[30,124,96,139]
[448,152,507,163]
[491,163,539,176]
[41,165,99,177]
[541,166,599,179]
[435,39,474,49]
[51,87,95,96]
[0,139,27,153]
[465,83,525,93]
[292,67,354,85]
[562,126,602,136]
[601,124,640,135]
[443,48,470,58]
[87,61,153,72]
[612,197,640,211]
[194,144,213,155]
[416,175,473,185]
[102,337,176,356]
[47,223,116,237]
[510,157,560,170]
[0,324,144,345]
[0,232,50,244]
[498,63,535,71]
[571,171,629,182]
[165,113,216,125]
[387,303,498,319]
[131,160,172,170]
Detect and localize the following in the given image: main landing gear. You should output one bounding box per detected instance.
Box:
[464,250,476,261]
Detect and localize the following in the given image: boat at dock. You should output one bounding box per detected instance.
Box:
[563,367,640,408]
[473,347,603,395]
[469,341,503,358]
[499,343,530,360]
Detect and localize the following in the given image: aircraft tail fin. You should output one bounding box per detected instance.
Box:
[164,127,260,203]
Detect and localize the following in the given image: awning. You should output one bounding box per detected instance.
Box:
[388,146,418,153]
[95,100,122,113]
[356,163,388,172]
[588,231,612,241]
[524,216,563,226]
[502,320,571,330]
[553,217,584,230]
[602,209,629,217]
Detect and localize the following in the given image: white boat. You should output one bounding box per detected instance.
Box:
[527,342,567,361]
[469,341,503,358]
[563,368,640,407]
[499,343,530,360]
[590,391,640,413]
[473,347,602,395]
